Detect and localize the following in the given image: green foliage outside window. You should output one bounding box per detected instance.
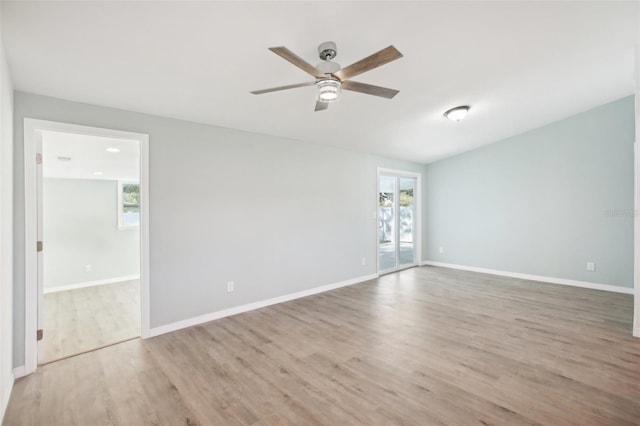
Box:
[380,189,413,207]
[399,189,413,207]
[122,184,140,213]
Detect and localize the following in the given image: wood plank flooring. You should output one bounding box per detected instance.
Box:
[40,280,140,364]
[4,266,640,425]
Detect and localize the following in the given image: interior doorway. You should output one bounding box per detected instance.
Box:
[378,170,420,274]
[37,130,141,363]
[23,119,150,374]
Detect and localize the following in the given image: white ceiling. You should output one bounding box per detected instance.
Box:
[42,131,139,181]
[3,1,638,164]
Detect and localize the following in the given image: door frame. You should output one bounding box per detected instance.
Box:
[635,139,639,337]
[376,168,422,274]
[23,118,151,375]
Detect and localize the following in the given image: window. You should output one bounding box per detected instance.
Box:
[118,181,140,229]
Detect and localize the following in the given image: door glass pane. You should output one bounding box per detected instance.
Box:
[379,175,397,271]
[399,177,416,266]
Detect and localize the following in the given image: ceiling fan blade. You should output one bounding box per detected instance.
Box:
[333,45,403,81]
[251,81,315,95]
[342,81,399,99]
[269,47,326,79]
[314,101,329,112]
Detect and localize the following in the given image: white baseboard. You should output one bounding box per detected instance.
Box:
[634,328,640,338]
[420,261,634,294]
[1,372,14,423]
[12,366,26,379]
[44,274,140,294]
[148,273,379,338]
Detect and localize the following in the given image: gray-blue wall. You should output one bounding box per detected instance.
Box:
[424,96,635,288]
[13,92,427,368]
[13,91,635,369]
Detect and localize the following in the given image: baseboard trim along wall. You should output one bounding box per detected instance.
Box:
[1,375,14,423]
[43,275,141,294]
[147,273,379,338]
[420,261,634,294]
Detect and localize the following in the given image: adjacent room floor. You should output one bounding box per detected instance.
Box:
[39,279,140,364]
[5,267,640,425]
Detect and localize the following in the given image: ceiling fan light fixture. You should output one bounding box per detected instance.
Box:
[444,105,470,122]
[316,79,341,103]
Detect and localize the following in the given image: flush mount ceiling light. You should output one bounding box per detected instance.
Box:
[444,105,470,122]
[93,171,103,176]
[315,79,342,103]
[106,147,120,153]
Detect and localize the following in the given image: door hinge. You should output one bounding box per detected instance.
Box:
[37,241,43,252]
[36,153,42,165]
[37,329,43,341]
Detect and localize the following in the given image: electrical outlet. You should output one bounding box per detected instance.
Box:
[227,281,235,292]
[586,262,595,272]
[361,257,367,266]
[84,264,92,273]
[439,247,444,254]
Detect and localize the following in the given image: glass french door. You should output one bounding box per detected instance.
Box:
[378,172,417,273]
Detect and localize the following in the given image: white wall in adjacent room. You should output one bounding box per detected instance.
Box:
[43,178,140,290]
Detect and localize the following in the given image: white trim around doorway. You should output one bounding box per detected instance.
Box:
[22,118,150,375]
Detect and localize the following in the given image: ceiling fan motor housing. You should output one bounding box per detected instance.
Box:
[316,60,340,74]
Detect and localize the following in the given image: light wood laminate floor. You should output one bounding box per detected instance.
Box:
[40,280,140,364]
[5,267,640,425]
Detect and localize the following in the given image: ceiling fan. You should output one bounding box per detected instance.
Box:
[251,42,403,112]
